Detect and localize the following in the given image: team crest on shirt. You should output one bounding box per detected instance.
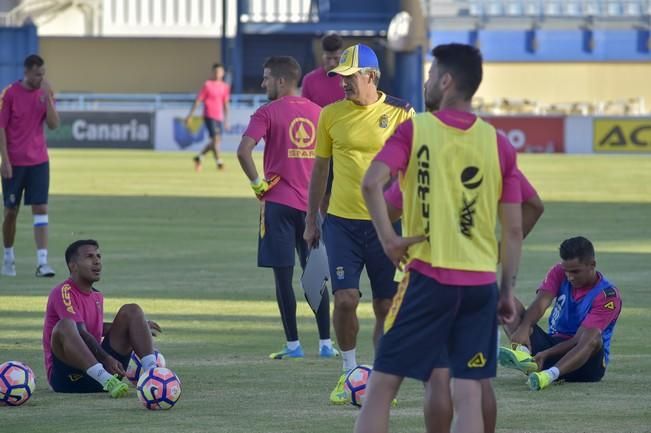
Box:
[379,114,389,128]
[288,117,316,158]
[336,266,345,280]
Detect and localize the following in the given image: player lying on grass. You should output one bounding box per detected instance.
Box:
[500,236,622,391]
[383,167,543,433]
[42,239,162,397]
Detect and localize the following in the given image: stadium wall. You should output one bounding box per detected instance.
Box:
[477,63,651,106]
[39,37,222,93]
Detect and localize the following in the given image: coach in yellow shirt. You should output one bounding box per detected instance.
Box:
[303,44,414,404]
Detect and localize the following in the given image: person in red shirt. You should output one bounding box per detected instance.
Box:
[43,239,163,397]
[0,55,60,278]
[301,33,345,212]
[301,33,345,108]
[186,63,231,171]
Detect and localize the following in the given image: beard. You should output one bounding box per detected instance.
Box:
[424,93,441,112]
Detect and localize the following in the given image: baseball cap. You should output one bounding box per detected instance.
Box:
[327,44,380,77]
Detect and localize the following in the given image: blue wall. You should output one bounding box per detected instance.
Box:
[429,29,651,61]
[0,24,38,88]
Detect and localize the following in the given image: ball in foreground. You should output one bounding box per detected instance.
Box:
[0,361,36,406]
[344,364,372,408]
[136,367,181,410]
[126,350,166,385]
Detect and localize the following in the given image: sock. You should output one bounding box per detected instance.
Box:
[342,348,357,372]
[37,249,48,266]
[514,344,531,355]
[4,247,14,262]
[319,339,333,350]
[273,267,298,342]
[286,340,301,351]
[140,354,157,373]
[547,366,560,381]
[217,158,224,165]
[86,363,114,387]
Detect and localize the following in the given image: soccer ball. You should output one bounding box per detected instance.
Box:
[344,364,372,407]
[136,367,181,410]
[0,361,36,406]
[126,351,166,385]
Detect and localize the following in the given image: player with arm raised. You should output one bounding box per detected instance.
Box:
[1,55,59,278]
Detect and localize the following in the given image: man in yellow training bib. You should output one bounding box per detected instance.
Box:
[303,44,414,404]
[356,43,523,433]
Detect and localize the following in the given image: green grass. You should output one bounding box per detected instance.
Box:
[1,150,651,432]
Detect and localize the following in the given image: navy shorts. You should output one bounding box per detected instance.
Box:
[530,325,606,382]
[204,117,223,138]
[323,214,398,300]
[258,201,308,269]
[374,271,498,382]
[49,335,130,393]
[2,161,49,208]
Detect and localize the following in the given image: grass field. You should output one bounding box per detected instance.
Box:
[1,150,650,433]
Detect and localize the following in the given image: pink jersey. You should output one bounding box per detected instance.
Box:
[198,80,230,121]
[539,264,622,332]
[0,81,49,166]
[375,109,522,286]
[301,67,345,107]
[243,95,321,211]
[43,278,104,381]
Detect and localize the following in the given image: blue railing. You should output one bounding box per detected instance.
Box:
[424,0,651,18]
[55,93,268,111]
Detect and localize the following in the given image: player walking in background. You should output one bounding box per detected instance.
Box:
[301,32,346,213]
[237,56,336,359]
[0,54,59,278]
[355,43,523,433]
[500,236,622,391]
[43,240,162,397]
[186,63,230,171]
[303,44,414,404]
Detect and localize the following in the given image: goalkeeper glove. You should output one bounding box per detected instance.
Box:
[251,175,280,199]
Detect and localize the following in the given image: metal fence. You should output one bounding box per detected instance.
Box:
[55,93,268,111]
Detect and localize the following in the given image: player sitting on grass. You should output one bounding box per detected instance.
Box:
[500,236,622,390]
[43,239,162,397]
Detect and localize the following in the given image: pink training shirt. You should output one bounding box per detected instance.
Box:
[538,264,622,333]
[43,278,104,382]
[375,109,522,286]
[301,67,345,108]
[0,81,49,166]
[198,80,230,121]
[243,95,321,211]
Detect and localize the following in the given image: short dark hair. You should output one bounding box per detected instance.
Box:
[263,56,302,84]
[322,33,343,52]
[431,43,483,100]
[212,63,224,70]
[559,236,595,263]
[24,54,44,69]
[65,240,99,267]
